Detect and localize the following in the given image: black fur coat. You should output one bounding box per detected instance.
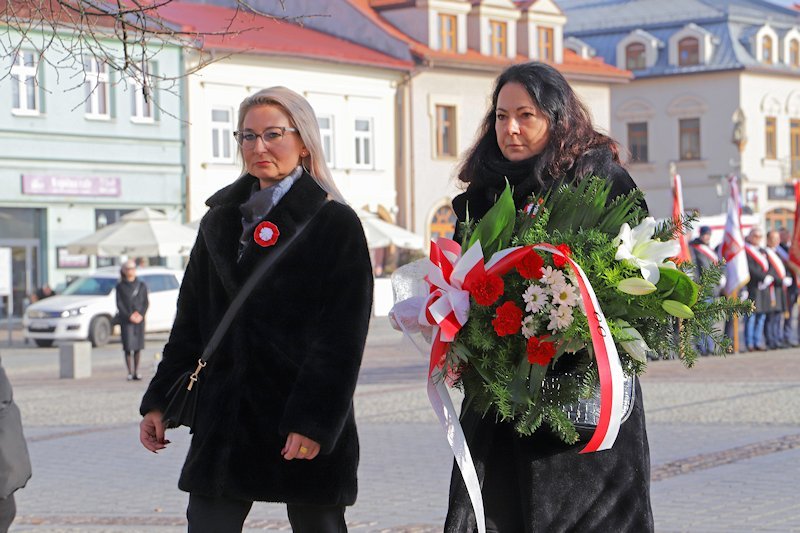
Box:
[140,172,373,506]
[445,148,655,532]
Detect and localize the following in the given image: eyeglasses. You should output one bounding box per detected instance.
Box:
[233,127,298,147]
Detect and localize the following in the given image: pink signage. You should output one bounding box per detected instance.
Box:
[22,175,121,197]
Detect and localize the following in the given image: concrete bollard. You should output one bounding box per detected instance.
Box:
[59,342,92,379]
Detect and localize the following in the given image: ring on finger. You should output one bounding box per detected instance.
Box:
[299,445,309,454]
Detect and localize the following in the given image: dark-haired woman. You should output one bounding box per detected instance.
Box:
[445,63,654,532]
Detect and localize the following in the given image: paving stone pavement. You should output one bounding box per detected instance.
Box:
[1,320,799,532]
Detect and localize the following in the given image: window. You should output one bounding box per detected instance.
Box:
[790,39,800,68]
[318,115,335,167]
[140,274,179,292]
[490,20,507,57]
[627,122,648,162]
[430,205,457,241]
[678,37,699,66]
[679,118,701,160]
[439,13,457,52]
[538,27,554,61]
[765,116,777,160]
[84,56,110,118]
[625,42,646,70]
[211,108,234,162]
[11,51,39,114]
[792,119,800,178]
[435,105,457,158]
[131,65,154,122]
[762,35,774,64]
[354,118,373,169]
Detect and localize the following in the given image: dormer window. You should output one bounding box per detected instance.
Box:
[439,13,457,52]
[763,35,774,64]
[617,30,662,70]
[668,24,715,67]
[678,37,699,66]
[490,20,507,56]
[538,27,554,61]
[754,24,779,66]
[626,43,646,70]
[784,28,800,67]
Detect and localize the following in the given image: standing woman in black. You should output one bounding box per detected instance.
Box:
[138,87,373,533]
[445,63,654,532]
[116,259,149,381]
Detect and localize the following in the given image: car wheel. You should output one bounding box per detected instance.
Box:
[89,316,112,347]
[34,339,54,348]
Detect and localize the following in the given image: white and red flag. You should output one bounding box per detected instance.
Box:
[720,174,750,296]
[672,173,691,263]
[788,180,800,274]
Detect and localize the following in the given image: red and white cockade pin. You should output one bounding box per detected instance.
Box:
[254,221,280,247]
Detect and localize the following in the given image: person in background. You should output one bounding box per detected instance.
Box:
[116,260,149,381]
[764,230,791,349]
[0,356,32,532]
[445,62,653,532]
[690,226,720,354]
[744,228,771,351]
[777,229,799,347]
[138,87,373,532]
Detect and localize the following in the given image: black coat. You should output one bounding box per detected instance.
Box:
[116,278,149,352]
[445,149,654,532]
[140,172,373,506]
[745,246,773,313]
[0,356,31,500]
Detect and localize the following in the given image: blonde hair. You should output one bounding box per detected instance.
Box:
[236,87,346,204]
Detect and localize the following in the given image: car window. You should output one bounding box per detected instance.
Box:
[140,274,179,293]
[61,276,117,296]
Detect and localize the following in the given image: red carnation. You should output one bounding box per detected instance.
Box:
[517,250,544,280]
[254,221,280,247]
[527,336,556,366]
[492,301,523,337]
[553,244,572,268]
[469,272,504,306]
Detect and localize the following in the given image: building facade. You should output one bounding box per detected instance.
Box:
[0,26,184,316]
[561,0,800,227]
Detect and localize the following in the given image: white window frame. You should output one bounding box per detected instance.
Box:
[84,56,110,119]
[353,117,373,169]
[668,23,715,67]
[616,30,663,70]
[11,51,39,115]
[211,107,235,163]
[318,114,335,167]
[130,65,154,123]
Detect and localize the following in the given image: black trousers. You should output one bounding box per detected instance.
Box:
[186,493,347,533]
[0,494,15,533]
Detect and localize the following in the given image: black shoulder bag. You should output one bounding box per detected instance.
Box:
[162,203,328,429]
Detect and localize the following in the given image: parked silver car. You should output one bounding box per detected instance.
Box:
[23,267,183,347]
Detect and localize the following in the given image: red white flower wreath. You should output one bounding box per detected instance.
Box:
[254,221,280,247]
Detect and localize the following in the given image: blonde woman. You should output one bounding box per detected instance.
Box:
[139,87,373,532]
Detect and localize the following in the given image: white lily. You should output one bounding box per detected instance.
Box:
[617,320,650,363]
[614,217,680,284]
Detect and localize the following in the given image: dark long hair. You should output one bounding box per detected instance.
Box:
[457,62,620,186]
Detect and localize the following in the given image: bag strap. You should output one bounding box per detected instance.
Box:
[198,200,329,364]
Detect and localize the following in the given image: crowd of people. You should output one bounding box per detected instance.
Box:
[741,227,799,352]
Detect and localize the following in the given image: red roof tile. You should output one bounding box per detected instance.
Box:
[155,2,412,71]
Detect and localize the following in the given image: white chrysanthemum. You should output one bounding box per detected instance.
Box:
[522,284,549,313]
[540,266,566,288]
[551,283,578,308]
[547,305,574,331]
[521,314,537,339]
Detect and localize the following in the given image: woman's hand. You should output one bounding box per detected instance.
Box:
[130,311,143,324]
[281,432,320,461]
[140,410,170,453]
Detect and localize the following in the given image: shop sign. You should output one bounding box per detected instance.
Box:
[22,175,121,197]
